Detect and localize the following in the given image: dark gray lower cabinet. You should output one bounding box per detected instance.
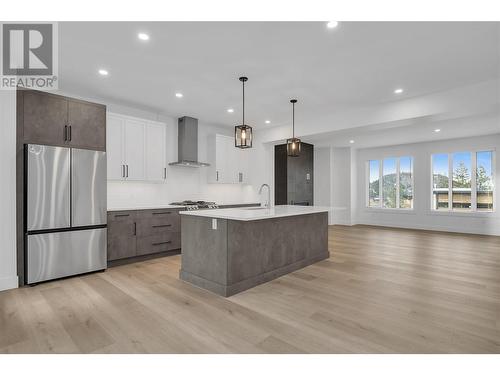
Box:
[107,211,137,261]
[107,208,181,263]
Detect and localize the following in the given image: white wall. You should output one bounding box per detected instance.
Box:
[314,147,333,224]
[0,90,18,291]
[354,134,500,235]
[331,148,352,225]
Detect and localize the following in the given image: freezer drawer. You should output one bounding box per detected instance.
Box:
[26,144,71,231]
[72,148,107,227]
[27,228,107,284]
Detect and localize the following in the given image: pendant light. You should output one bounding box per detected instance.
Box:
[235,76,253,149]
[287,99,301,157]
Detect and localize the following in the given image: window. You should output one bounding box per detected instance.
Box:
[452,152,472,210]
[368,160,380,207]
[477,151,494,211]
[367,156,414,209]
[383,158,397,208]
[432,154,449,210]
[431,151,495,212]
[399,156,413,209]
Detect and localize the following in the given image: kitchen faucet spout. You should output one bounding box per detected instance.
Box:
[259,184,271,208]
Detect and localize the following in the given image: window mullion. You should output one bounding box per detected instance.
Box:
[396,158,400,209]
[448,153,453,211]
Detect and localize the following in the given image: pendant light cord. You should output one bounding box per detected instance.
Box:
[292,101,295,137]
[242,79,245,125]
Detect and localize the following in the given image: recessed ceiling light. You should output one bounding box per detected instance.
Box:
[265,120,271,124]
[98,69,108,76]
[327,21,339,29]
[175,93,183,98]
[138,33,150,41]
[227,108,234,113]
[394,88,404,94]
[349,140,355,144]
[434,128,441,133]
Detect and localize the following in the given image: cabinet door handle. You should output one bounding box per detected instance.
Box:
[152,212,172,215]
[121,164,125,178]
[216,171,219,181]
[126,165,129,178]
[152,240,172,246]
[163,167,166,179]
[69,125,72,141]
[239,172,243,183]
[64,125,68,141]
[134,222,137,236]
[114,213,130,217]
[152,224,172,228]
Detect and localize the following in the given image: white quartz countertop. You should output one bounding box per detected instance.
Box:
[108,204,186,212]
[179,205,330,221]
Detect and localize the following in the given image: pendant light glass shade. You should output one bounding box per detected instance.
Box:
[235,76,253,149]
[286,99,301,157]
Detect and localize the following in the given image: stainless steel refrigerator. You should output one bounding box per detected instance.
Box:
[25,144,107,284]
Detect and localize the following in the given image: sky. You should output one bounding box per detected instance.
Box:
[433,151,492,176]
[369,157,413,183]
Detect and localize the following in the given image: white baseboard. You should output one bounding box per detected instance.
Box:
[0,275,19,292]
[355,220,500,236]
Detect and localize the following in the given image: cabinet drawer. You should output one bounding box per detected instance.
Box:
[137,216,180,237]
[136,232,181,256]
[108,211,136,223]
[136,209,181,219]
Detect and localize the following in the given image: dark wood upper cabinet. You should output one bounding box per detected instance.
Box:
[22,90,68,147]
[19,89,106,151]
[68,99,106,151]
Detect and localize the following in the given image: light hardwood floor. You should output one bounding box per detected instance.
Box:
[1,225,499,353]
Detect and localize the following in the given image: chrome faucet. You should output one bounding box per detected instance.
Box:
[259,183,271,208]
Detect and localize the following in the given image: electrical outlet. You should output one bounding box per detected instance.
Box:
[212,218,218,230]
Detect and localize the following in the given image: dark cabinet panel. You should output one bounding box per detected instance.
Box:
[107,211,137,261]
[275,142,314,206]
[274,144,288,205]
[20,89,106,151]
[22,90,68,146]
[68,99,106,151]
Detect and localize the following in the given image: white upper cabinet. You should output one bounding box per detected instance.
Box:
[106,115,126,180]
[123,118,146,181]
[208,134,251,184]
[106,112,167,182]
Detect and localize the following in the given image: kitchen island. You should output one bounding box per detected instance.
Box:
[179,205,329,297]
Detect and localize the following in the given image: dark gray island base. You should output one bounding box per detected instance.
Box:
[179,207,329,297]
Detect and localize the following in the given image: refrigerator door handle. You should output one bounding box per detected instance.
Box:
[126,164,129,178]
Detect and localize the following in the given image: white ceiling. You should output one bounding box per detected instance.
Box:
[59,21,500,132]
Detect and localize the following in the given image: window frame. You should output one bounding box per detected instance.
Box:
[366,156,414,210]
[430,150,496,213]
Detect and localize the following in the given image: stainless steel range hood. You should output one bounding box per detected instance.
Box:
[169,116,210,167]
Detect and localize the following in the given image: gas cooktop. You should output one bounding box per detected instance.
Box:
[170,200,219,210]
